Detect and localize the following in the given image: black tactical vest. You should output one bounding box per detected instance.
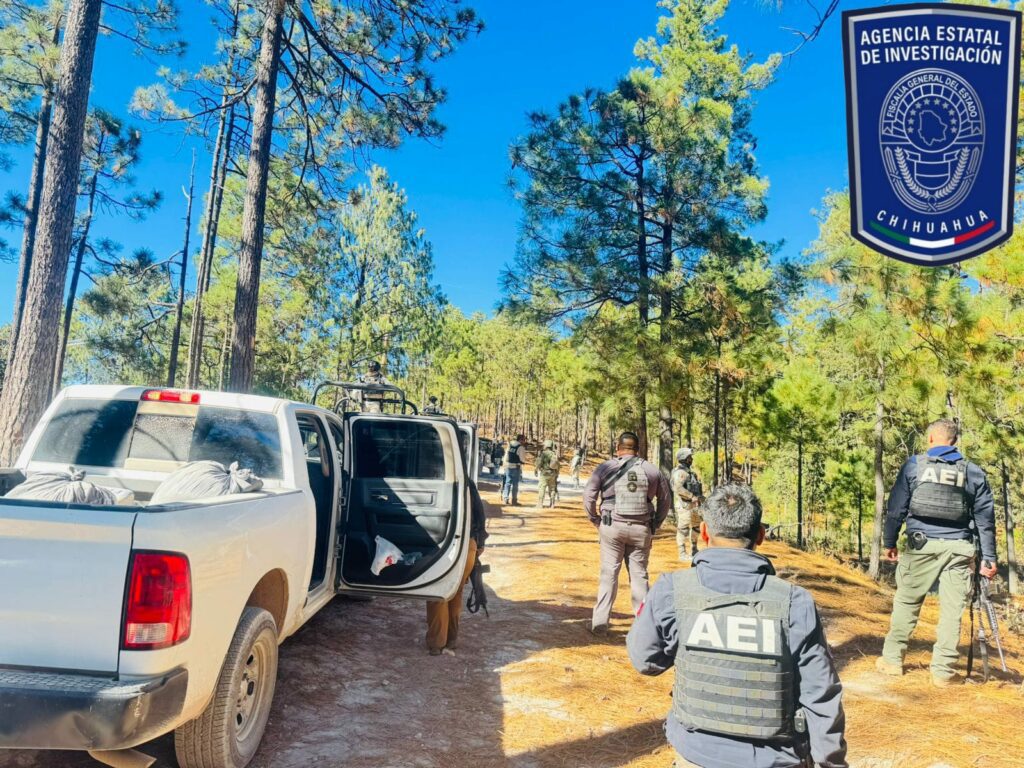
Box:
[671,569,796,742]
[506,443,522,466]
[909,454,969,522]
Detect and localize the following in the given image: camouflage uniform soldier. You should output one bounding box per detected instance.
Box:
[536,440,560,508]
[569,448,585,489]
[357,360,390,413]
[671,448,703,563]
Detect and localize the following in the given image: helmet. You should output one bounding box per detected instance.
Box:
[543,440,555,450]
[676,447,693,462]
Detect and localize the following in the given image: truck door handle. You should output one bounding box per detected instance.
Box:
[372,493,390,503]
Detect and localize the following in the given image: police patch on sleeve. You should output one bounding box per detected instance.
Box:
[843,3,1021,265]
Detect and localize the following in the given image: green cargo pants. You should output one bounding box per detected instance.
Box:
[881,537,975,678]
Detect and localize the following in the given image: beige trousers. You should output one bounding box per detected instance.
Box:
[592,520,652,628]
[426,539,478,651]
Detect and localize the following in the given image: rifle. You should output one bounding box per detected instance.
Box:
[466,559,490,617]
[967,551,1008,681]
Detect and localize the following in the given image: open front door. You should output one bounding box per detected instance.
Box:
[337,414,470,600]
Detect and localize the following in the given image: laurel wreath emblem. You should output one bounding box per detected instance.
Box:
[893,146,973,203]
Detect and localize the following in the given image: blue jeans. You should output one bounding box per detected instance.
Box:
[502,467,522,503]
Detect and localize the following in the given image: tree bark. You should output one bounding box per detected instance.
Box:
[797,438,804,548]
[227,0,286,392]
[0,0,102,464]
[1002,460,1019,595]
[857,485,864,563]
[712,339,722,487]
[8,21,61,370]
[53,170,99,396]
[187,29,239,389]
[167,153,196,387]
[868,361,886,580]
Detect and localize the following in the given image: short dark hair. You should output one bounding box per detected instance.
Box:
[617,431,639,451]
[702,483,763,545]
[428,396,438,403]
[927,418,959,445]
[516,434,526,442]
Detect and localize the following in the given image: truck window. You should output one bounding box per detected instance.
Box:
[32,399,138,466]
[353,420,445,480]
[189,409,283,479]
[32,399,283,479]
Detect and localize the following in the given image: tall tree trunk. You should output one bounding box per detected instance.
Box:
[53,172,99,396]
[656,214,673,473]
[857,485,864,563]
[1002,459,1019,595]
[0,0,102,464]
[797,438,804,548]
[167,153,196,386]
[868,362,886,580]
[187,105,234,388]
[227,0,285,392]
[8,21,61,369]
[712,339,722,487]
[723,380,732,482]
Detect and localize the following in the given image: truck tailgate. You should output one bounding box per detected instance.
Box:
[0,503,136,672]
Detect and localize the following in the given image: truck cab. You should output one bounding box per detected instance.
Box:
[0,384,472,768]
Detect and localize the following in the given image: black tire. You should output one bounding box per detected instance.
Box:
[175,607,279,768]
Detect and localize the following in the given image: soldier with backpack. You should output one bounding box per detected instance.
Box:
[583,432,671,635]
[536,440,560,508]
[626,483,848,768]
[671,448,704,563]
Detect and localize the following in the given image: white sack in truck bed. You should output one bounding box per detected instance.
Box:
[6,467,135,505]
[150,461,263,505]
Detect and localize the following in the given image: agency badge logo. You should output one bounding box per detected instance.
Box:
[843,4,1021,265]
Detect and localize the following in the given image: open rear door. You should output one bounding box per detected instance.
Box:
[457,422,480,484]
[337,414,469,600]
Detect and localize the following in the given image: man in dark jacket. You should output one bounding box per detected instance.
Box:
[426,480,489,656]
[877,418,997,686]
[627,483,848,768]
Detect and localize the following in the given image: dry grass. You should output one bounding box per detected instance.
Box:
[481,484,1024,768]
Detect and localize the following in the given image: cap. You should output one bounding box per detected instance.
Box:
[676,447,693,462]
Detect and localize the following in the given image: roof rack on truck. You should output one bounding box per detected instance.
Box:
[311,380,419,415]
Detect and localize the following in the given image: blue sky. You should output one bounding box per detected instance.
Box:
[0,0,876,321]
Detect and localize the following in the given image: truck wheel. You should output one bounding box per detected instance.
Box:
[175,607,279,768]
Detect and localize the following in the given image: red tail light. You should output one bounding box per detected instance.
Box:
[123,552,192,650]
[141,389,200,404]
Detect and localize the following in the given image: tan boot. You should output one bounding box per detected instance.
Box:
[931,673,963,688]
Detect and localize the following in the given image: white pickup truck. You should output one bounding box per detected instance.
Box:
[0,384,473,768]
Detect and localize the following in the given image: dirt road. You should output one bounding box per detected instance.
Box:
[3,475,1022,768]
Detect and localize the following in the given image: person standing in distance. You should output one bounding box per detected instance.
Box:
[423,396,443,415]
[584,431,670,635]
[357,360,390,413]
[671,447,704,563]
[502,434,527,506]
[569,447,585,489]
[627,483,848,768]
[876,418,997,686]
[536,439,560,509]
